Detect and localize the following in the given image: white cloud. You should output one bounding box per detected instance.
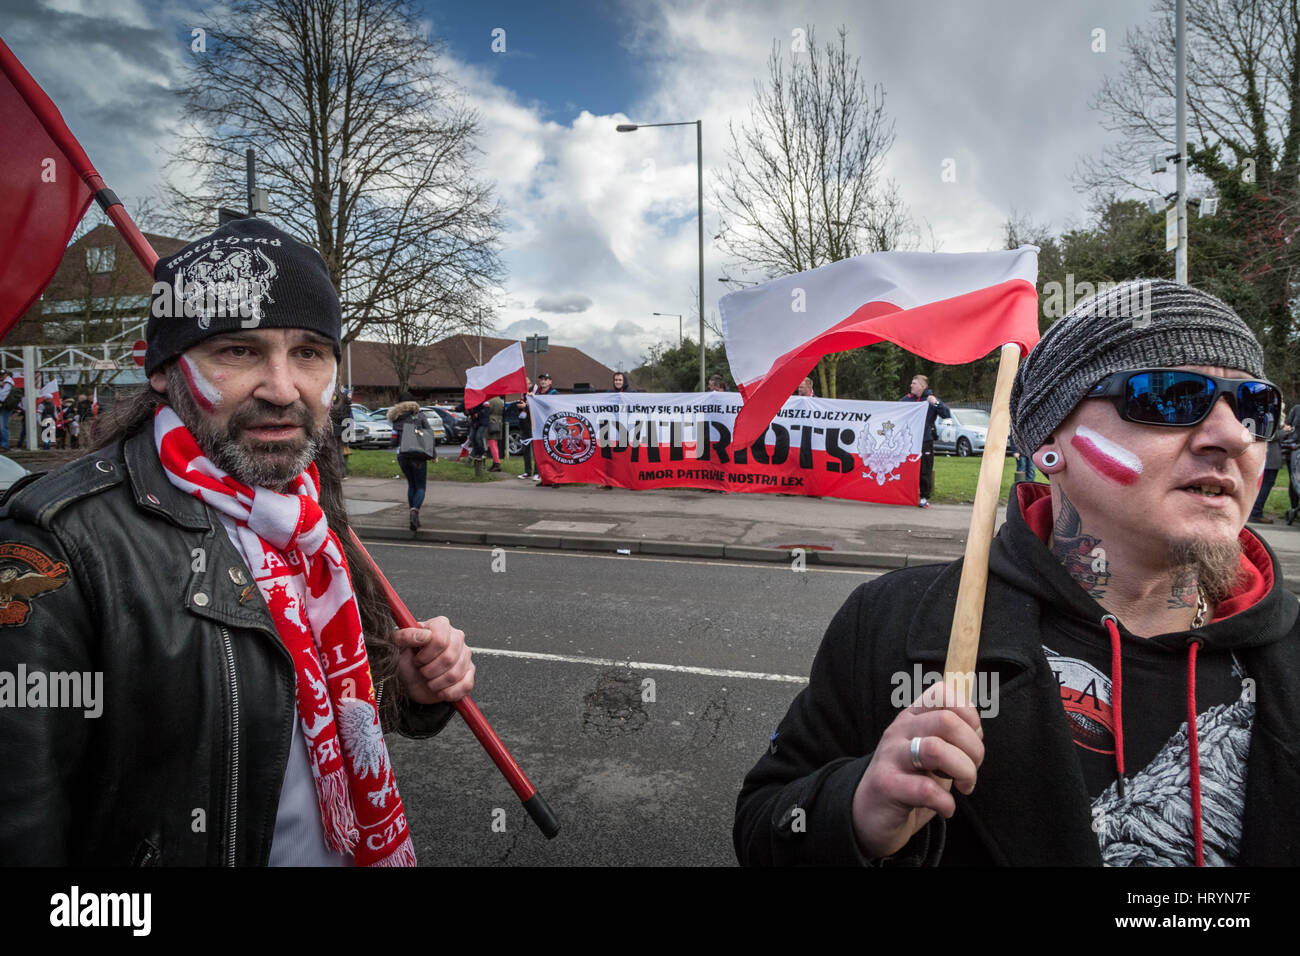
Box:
[534,293,593,313]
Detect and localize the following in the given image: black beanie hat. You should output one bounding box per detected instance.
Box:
[145,218,342,375]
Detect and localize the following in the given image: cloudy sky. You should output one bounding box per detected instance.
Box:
[3,0,1163,371]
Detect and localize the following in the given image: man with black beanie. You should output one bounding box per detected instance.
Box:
[0,218,476,865]
[736,278,1299,866]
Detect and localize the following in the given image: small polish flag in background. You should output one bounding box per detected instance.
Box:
[720,248,1041,449]
[92,386,98,416]
[464,342,527,407]
[38,375,61,408]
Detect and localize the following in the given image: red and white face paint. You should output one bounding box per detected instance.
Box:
[319,366,337,410]
[1070,424,1144,486]
[179,355,224,411]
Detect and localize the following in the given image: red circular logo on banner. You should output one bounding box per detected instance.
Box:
[543,413,597,464]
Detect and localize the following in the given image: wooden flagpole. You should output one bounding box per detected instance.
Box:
[942,343,1023,692]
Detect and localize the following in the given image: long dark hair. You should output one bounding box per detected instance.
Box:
[89,381,403,714]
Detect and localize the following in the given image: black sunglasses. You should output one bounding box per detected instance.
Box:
[1085,369,1282,441]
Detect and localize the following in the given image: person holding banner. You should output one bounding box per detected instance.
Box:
[735,280,1299,866]
[900,375,950,509]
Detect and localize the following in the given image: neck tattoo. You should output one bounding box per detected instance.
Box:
[1050,492,1110,598]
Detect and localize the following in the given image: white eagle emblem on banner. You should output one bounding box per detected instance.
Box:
[856,418,916,485]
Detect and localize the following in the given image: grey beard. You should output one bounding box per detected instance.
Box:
[1167,538,1244,605]
[165,364,329,490]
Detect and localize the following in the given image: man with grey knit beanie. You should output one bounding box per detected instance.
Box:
[737,278,1300,866]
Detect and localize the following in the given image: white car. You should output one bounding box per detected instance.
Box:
[346,408,393,449]
[0,454,30,494]
[934,407,1012,457]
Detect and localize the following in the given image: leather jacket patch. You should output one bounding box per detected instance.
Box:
[0,542,69,627]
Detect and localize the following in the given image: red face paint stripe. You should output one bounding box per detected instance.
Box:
[178,357,215,412]
[1071,432,1141,486]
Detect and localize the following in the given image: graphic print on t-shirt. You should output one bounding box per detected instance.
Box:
[1044,645,1115,754]
[1090,689,1253,866]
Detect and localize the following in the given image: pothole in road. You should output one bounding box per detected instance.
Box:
[582,667,648,737]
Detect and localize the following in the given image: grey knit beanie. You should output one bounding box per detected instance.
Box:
[1010,279,1264,455]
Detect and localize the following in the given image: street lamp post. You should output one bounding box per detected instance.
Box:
[652,311,683,347]
[617,120,705,390]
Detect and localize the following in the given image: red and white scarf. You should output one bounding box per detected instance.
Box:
[154,405,415,866]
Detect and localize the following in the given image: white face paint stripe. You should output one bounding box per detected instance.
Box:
[1074,424,1143,474]
[320,365,338,410]
[180,355,223,408]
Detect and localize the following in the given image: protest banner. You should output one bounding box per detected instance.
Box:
[529,392,931,505]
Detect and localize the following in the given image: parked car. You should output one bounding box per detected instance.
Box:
[933,407,1013,457]
[347,408,393,449]
[0,454,30,494]
[421,406,463,444]
[503,402,532,457]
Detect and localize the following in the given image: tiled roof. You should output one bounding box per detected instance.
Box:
[343,335,615,393]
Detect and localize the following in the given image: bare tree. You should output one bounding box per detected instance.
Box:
[163,0,504,345]
[1078,0,1299,386]
[713,26,914,397]
[377,275,490,394]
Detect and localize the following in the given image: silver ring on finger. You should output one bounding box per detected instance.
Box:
[909,735,925,770]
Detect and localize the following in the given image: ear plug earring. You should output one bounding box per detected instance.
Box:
[1041,451,1060,467]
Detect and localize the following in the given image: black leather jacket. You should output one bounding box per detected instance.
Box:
[0,427,452,865]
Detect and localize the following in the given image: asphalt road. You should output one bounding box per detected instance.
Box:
[371,541,881,866]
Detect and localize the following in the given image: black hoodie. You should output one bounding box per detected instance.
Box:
[734,482,1300,866]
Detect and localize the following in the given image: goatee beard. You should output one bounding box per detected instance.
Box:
[165,363,329,490]
[1167,538,1244,605]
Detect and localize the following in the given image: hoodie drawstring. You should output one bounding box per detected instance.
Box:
[1102,616,1126,797]
[1186,638,1205,866]
[1100,614,1204,866]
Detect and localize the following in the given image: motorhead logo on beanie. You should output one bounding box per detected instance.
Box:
[146,219,342,375]
[1009,278,1264,456]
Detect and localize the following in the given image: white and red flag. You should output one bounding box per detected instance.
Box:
[720,248,1040,448]
[92,386,98,416]
[37,376,61,410]
[463,342,527,407]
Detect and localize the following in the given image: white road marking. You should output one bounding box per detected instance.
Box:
[366,540,887,575]
[471,646,809,684]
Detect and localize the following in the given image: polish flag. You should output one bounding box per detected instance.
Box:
[464,343,527,407]
[92,386,98,416]
[720,248,1041,448]
[38,376,60,406]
